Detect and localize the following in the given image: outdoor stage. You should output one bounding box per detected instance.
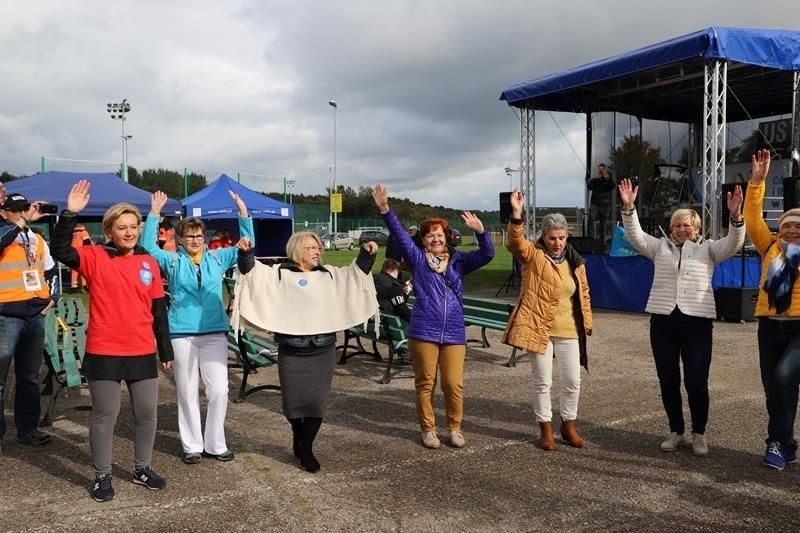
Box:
[584,253,760,313]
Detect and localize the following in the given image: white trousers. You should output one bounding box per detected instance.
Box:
[171,333,230,454]
[530,337,581,423]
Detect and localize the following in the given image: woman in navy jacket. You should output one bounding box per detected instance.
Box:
[373,184,494,449]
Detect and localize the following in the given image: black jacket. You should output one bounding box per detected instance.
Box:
[373,272,411,323]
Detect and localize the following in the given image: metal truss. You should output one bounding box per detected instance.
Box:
[701,60,727,240]
[792,71,800,176]
[519,106,536,238]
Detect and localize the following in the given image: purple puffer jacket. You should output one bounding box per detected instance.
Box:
[382,209,494,344]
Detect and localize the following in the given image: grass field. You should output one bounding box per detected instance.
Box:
[322,234,514,293]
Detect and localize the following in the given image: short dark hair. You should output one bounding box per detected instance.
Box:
[381,258,401,273]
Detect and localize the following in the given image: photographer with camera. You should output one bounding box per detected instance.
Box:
[0,186,59,451]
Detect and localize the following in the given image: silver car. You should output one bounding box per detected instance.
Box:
[321,232,355,250]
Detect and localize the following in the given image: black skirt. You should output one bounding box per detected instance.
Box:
[81,353,159,381]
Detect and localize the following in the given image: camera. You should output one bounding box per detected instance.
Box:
[38,203,59,214]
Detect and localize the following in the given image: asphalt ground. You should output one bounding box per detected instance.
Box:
[1,307,799,532]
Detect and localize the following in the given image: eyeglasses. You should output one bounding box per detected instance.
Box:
[304,245,323,252]
[183,235,205,241]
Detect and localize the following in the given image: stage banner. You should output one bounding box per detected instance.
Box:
[609,225,639,257]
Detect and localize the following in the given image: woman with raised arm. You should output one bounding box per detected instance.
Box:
[232,234,379,473]
[619,175,744,457]
[142,190,252,465]
[502,190,592,451]
[372,184,494,450]
[744,148,800,470]
[50,180,173,503]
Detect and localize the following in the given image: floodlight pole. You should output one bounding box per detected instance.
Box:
[329,100,338,236]
[106,98,132,182]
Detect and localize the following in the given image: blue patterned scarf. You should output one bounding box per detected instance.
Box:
[763,240,800,313]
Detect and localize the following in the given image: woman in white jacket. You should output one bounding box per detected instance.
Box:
[618,178,745,456]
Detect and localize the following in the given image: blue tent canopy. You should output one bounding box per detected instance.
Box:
[500,27,800,122]
[4,171,181,217]
[181,174,294,220]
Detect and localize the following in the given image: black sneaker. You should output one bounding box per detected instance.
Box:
[203,450,235,461]
[132,466,166,490]
[92,474,115,502]
[17,429,52,446]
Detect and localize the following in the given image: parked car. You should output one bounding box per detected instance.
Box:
[321,232,355,250]
[358,229,390,246]
[447,228,462,247]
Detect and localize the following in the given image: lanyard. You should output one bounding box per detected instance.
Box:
[19,230,35,268]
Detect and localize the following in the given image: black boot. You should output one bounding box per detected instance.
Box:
[288,418,303,459]
[299,417,322,473]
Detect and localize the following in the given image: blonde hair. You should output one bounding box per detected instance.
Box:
[669,209,701,232]
[286,231,323,264]
[102,203,142,237]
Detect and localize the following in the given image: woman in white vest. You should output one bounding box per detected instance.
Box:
[618,178,744,456]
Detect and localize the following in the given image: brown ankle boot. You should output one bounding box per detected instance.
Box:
[538,421,556,451]
[560,418,585,448]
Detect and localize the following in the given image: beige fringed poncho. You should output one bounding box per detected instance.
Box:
[230,260,380,336]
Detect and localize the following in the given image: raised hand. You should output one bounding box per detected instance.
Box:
[362,241,378,255]
[462,211,485,234]
[67,180,91,213]
[229,190,248,217]
[372,184,390,213]
[509,188,523,216]
[751,149,771,184]
[25,201,51,222]
[618,179,638,210]
[0,182,6,207]
[727,184,744,220]
[150,191,169,215]
[236,237,253,253]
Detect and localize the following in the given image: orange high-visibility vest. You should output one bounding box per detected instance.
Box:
[0,234,50,302]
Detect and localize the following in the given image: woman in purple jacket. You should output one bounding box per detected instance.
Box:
[373,184,494,449]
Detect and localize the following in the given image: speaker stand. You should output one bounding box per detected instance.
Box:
[495,260,520,296]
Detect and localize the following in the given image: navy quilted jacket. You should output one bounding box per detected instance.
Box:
[382,209,494,344]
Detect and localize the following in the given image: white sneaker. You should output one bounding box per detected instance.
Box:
[660,432,687,452]
[421,431,441,449]
[691,433,708,456]
[448,429,465,448]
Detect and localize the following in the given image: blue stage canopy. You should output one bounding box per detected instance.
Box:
[4,171,181,217]
[500,27,800,122]
[182,174,294,220]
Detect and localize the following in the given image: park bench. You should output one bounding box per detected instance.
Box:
[223,276,281,402]
[337,313,411,384]
[406,295,521,367]
[41,299,88,425]
[227,328,280,403]
[461,296,521,367]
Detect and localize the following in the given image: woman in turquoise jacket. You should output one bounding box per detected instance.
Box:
[143,190,253,465]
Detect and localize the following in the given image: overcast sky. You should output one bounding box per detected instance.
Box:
[1,1,798,210]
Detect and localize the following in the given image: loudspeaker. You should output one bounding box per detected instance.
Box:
[499,192,513,224]
[721,182,747,228]
[715,287,758,322]
[567,236,605,254]
[784,177,800,211]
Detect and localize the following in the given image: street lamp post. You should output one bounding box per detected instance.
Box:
[107,99,132,182]
[504,166,520,190]
[285,178,296,204]
[328,100,337,236]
